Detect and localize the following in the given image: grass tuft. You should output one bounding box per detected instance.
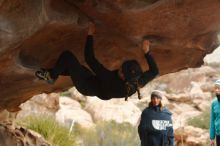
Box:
[18,115,76,146]
[187,109,210,129]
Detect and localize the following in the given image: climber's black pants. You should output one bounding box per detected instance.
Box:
[216,135,220,146]
[49,50,99,96]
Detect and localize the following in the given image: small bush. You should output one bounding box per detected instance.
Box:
[207,62,220,68]
[202,143,210,146]
[59,91,71,97]
[136,102,148,111]
[18,115,76,146]
[73,120,140,146]
[19,117,140,146]
[187,109,210,129]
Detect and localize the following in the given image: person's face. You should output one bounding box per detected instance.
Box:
[143,40,150,46]
[151,96,161,106]
[142,40,150,53]
[118,67,125,80]
[215,85,220,95]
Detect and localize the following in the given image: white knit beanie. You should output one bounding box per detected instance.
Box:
[215,79,220,86]
[151,90,164,99]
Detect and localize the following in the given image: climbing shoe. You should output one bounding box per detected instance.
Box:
[35,68,55,84]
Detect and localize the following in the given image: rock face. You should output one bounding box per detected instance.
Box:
[1,0,220,110]
[0,122,51,146]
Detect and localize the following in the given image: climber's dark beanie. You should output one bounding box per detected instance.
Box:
[122,60,143,81]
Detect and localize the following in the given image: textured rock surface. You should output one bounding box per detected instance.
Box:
[175,126,209,146]
[0,122,51,146]
[1,0,220,110]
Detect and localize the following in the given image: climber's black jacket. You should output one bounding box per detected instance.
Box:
[49,35,159,100]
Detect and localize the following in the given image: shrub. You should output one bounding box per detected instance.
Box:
[73,120,140,146]
[18,117,140,146]
[59,91,71,97]
[18,115,76,146]
[187,109,210,129]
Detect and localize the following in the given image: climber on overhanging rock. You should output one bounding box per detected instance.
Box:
[35,22,159,101]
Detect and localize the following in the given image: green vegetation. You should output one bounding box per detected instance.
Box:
[136,102,148,111]
[207,62,220,68]
[78,100,86,108]
[59,91,71,97]
[18,116,140,146]
[211,92,217,99]
[73,120,140,146]
[187,109,210,129]
[202,143,210,146]
[18,115,76,146]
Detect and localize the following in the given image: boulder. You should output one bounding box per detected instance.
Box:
[1,0,220,110]
[0,122,51,146]
[175,126,209,146]
[85,96,141,126]
[17,93,94,128]
[17,93,59,119]
[204,46,220,66]
[56,96,94,128]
